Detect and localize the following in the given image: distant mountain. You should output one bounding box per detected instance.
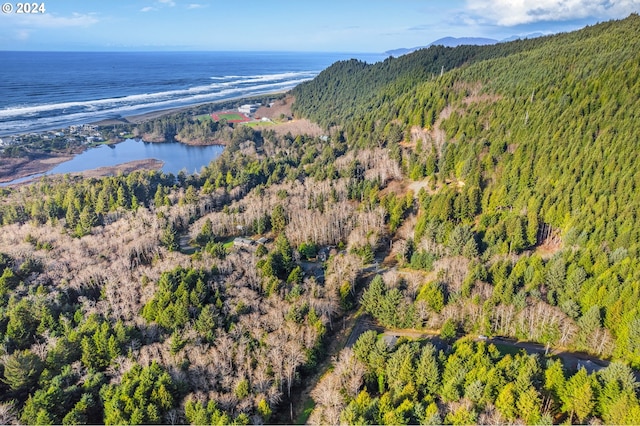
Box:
[385,36,497,56]
[500,32,546,42]
[385,33,546,56]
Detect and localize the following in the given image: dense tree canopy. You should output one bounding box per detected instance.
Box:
[1,14,640,425]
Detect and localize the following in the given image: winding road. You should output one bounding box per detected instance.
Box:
[346,315,636,378]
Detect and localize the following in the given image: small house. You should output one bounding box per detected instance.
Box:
[382,334,398,347]
[238,103,260,115]
[577,360,605,374]
[233,237,255,248]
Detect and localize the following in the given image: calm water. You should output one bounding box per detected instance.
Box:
[2,139,224,185]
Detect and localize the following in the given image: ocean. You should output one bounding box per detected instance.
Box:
[0,51,385,136]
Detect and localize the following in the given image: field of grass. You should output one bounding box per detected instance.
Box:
[222,237,235,250]
[492,342,523,356]
[244,121,275,128]
[216,112,247,121]
[196,114,213,122]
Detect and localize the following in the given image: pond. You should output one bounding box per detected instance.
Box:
[3,139,225,185]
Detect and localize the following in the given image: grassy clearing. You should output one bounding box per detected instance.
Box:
[196,114,213,122]
[217,112,246,121]
[221,237,235,250]
[244,121,275,128]
[492,342,522,356]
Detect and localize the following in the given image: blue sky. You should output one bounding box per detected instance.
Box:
[1,0,639,52]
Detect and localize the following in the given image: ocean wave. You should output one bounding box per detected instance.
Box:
[210,75,242,80]
[0,77,312,136]
[0,71,317,122]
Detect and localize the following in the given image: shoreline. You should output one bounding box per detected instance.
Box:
[90,106,193,127]
[1,90,292,185]
[1,158,165,187]
[0,153,76,184]
[90,90,289,127]
[0,88,293,138]
[78,158,164,178]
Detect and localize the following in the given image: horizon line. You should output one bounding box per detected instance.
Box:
[0,48,388,55]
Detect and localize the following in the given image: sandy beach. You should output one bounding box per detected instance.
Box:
[89,107,192,127]
[2,91,296,185]
[91,91,290,127]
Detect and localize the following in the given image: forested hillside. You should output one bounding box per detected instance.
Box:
[291,35,546,129]
[293,14,640,357]
[0,14,640,425]
[293,14,640,424]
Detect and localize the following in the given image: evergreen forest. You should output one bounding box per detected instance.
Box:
[0,14,640,425]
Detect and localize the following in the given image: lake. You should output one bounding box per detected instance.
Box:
[3,139,225,185]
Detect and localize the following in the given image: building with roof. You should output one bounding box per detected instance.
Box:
[238,103,260,115]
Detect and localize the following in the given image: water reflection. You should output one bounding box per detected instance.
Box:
[3,139,224,185]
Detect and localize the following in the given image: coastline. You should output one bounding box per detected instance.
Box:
[90,106,193,127]
[91,90,290,127]
[1,158,164,187]
[90,91,291,145]
[77,158,164,178]
[0,154,74,184]
[1,90,291,185]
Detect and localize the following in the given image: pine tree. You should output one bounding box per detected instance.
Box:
[271,204,287,234]
[2,349,43,393]
[495,382,517,421]
[517,386,542,424]
[161,225,179,251]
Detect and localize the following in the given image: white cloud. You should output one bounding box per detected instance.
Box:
[140,0,175,12]
[187,3,206,9]
[5,12,99,28]
[466,0,640,26]
[15,29,31,40]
